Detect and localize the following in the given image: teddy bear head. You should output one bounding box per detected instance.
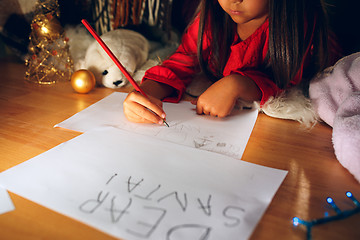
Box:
[80,29,149,89]
[84,43,131,88]
[86,61,128,88]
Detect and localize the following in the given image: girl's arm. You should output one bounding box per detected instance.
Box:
[140,16,202,103]
[123,16,202,124]
[194,74,262,117]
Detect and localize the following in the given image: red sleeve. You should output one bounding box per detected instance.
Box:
[142,17,202,103]
[232,69,281,106]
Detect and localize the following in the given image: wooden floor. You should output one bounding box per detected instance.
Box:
[0,58,359,240]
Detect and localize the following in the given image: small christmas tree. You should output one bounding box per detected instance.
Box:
[25,0,73,84]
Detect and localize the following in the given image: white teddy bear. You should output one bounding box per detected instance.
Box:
[66,26,149,88]
[81,29,149,88]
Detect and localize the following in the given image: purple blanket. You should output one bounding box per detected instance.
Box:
[310,52,360,183]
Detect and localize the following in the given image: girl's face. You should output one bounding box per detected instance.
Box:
[217,0,269,25]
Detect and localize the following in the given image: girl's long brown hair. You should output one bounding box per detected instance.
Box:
[196,0,329,89]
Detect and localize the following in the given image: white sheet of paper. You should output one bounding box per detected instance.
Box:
[0,127,287,240]
[0,186,15,215]
[55,92,258,159]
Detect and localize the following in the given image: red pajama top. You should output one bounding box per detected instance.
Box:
[142,17,303,105]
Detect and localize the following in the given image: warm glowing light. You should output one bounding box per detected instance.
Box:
[290,159,310,223]
[75,79,85,87]
[41,26,49,34]
[24,0,73,84]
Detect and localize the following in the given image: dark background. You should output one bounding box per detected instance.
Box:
[0,0,359,59]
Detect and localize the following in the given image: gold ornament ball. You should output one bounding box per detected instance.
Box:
[71,69,96,94]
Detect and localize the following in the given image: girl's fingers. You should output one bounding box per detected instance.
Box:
[195,102,204,115]
[133,95,166,120]
[124,92,165,124]
[125,106,163,124]
[195,100,230,117]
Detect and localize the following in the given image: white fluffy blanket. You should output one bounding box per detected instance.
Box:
[310,52,360,183]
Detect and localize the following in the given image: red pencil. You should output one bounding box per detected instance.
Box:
[81,19,169,127]
[81,19,147,96]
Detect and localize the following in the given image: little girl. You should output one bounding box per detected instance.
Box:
[123,0,339,124]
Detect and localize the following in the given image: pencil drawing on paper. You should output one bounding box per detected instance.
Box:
[116,120,243,158]
[153,123,242,158]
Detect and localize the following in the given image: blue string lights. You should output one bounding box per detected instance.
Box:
[292,191,360,240]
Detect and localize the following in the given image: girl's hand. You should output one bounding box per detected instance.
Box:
[123,91,166,125]
[193,74,261,117]
[193,78,237,117]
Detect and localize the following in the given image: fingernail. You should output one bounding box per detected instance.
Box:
[158,120,164,125]
[161,113,166,118]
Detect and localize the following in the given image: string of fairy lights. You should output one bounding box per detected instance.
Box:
[293,191,360,240]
